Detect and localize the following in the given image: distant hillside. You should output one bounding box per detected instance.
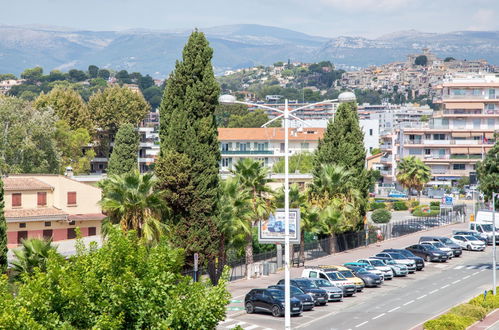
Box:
[1,24,498,78]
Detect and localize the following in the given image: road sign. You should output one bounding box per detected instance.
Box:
[442,195,454,206]
[258,208,300,244]
[193,253,199,272]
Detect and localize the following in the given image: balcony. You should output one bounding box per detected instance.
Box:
[450,154,483,159]
[221,150,274,155]
[404,139,495,146]
[380,156,392,163]
[380,144,392,150]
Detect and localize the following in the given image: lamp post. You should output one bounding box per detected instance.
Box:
[219,93,356,329]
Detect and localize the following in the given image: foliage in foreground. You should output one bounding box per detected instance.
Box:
[0,230,230,329]
[371,209,391,223]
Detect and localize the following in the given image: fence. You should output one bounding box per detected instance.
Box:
[185,204,467,282]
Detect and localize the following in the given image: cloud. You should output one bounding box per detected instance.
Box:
[467,9,496,30]
[319,0,413,11]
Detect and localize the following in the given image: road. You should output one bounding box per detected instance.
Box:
[219,247,496,330]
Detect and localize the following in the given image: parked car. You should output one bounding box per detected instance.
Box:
[381,248,425,270]
[306,278,344,302]
[318,265,365,292]
[418,236,463,257]
[420,241,454,259]
[374,252,416,273]
[453,230,488,244]
[391,222,426,236]
[343,265,383,287]
[469,222,499,245]
[267,285,315,311]
[451,235,486,251]
[276,278,329,305]
[344,262,384,279]
[388,190,408,198]
[245,288,302,317]
[383,259,409,276]
[405,244,448,262]
[356,258,394,280]
[301,268,357,297]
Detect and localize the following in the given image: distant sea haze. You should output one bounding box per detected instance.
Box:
[1,24,498,77]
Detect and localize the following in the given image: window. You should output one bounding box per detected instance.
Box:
[221,142,231,151]
[68,220,76,226]
[44,221,51,227]
[369,129,373,136]
[309,271,317,278]
[488,104,495,110]
[453,164,465,170]
[67,228,77,239]
[19,223,26,228]
[12,193,21,207]
[221,158,232,168]
[489,89,496,98]
[88,227,97,236]
[301,142,309,150]
[37,192,47,206]
[67,192,77,205]
[433,134,446,140]
[43,230,53,240]
[488,118,495,128]
[409,149,422,155]
[424,149,431,155]
[17,231,27,244]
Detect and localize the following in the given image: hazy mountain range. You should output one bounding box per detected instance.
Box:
[1,24,499,78]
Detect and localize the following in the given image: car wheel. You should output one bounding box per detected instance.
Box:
[467,244,472,251]
[320,302,327,306]
[272,305,282,317]
[245,302,254,314]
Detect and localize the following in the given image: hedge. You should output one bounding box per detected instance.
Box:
[371,209,391,223]
[410,200,420,207]
[424,314,474,330]
[369,202,386,211]
[393,201,408,211]
[430,201,441,207]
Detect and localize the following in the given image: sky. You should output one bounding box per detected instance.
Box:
[1,0,498,38]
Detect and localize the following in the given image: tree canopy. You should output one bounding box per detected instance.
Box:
[477,139,499,206]
[107,123,139,176]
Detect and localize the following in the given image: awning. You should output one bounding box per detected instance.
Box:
[485,132,495,139]
[451,132,471,138]
[450,147,468,153]
[468,147,483,153]
[471,132,484,137]
[445,103,484,110]
[485,147,492,153]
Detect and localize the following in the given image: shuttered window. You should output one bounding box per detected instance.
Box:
[37,192,47,206]
[12,193,21,207]
[67,192,77,205]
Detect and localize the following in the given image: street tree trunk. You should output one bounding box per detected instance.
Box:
[329,233,337,254]
[245,232,253,279]
[299,230,305,263]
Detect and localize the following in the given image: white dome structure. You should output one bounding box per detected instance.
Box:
[338,91,356,103]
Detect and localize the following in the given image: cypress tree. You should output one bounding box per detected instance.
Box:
[107,123,139,175]
[0,178,7,273]
[155,30,221,280]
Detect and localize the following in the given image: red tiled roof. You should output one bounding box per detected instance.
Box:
[218,127,325,141]
[5,208,66,219]
[367,153,383,161]
[3,177,53,191]
[68,213,106,221]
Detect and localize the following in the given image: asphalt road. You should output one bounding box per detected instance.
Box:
[219,248,496,330]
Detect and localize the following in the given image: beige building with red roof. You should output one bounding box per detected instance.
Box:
[3,175,104,248]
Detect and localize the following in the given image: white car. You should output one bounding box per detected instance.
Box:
[451,235,486,251]
[357,258,394,280]
[420,241,454,259]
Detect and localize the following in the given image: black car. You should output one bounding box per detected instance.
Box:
[406,244,448,262]
[343,265,383,287]
[382,248,425,270]
[245,288,302,317]
[419,236,462,257]
[268,285,315,311]
[277,278,328,306]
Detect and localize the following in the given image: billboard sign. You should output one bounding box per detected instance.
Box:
[258,208,300,244]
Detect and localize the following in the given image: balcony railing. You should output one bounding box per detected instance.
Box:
[449,154,483,159]
[221,150,274,155]
[404,139,495,146]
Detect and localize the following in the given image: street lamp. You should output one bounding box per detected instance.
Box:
[219,93,356,329]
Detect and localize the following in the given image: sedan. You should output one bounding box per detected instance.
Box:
[277,278,329,306]
[382,248,425,270]
[343,265,383,287]
[307,278,344,302]
[388,190,408,198]
[420,241,454,259]
[406,244,448,262]
[383,259,409,276]
[268,285,315,311]
[452,235,486,251]
[374,252,416,273]
[357,258,394,280]
[245,288,302,317]
[344,262,384,280]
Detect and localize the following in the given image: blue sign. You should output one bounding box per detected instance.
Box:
[442,195,453,206]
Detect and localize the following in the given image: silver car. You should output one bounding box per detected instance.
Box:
[308,278,344,302]
[452,235,486,251]
[384,259,408,276]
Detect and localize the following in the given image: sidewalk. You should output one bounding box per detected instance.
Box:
[225,222,467,315]
[469,309,499,330]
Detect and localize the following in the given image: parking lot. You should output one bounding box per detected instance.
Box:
[219,222,495,330]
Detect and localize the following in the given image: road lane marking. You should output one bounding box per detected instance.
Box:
[355,321,368,327]
[481,269,487,272]
[417,294,427,300]
[403,300,415,306]
[480,265,489,270]
[454,265,464,269]
[472,271,480,276]
[452,280,461,284]
[463,275,471,279]
[429,289,439,294]
[441,284,450,289]
[388,306,400,312]
[372,313,386,320]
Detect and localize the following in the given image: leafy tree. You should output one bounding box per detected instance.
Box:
[420,114,429,122]
[54,120,95,174]
[142,86,163,109]
[46,70,67,82]
[20,67,43,82]
[99,171,168,245]
[155,30,222,281]
[11,238,61,277]
[0,74,17,81]
[97,69,110,80]
[415,55,428,66]
[227,109,280,128]
[370,148,382,155]
[396,156,432,200]
[371,209,391,223]
[88,65,99,78]
[107,123,139,175]
[34,87,92,131]
[215,103,248,127]
[0,178,5,274]
[0,229,230,328]
[457,176,470,192]
[273,152,314,173]
[116,70,131,84]
[139,74,155,91]
[477,140,499,207]
[68,69,87,82]
[444,57,456,62]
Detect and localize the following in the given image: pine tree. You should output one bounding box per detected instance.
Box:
[107,123,139,175]
[0,178,7,273]
[155,30,221,280]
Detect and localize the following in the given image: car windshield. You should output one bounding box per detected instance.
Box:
[441,238,453,244]
[370,259,385,266]
[291,287,304,295]
[389,253,406,260]
[482,224,494,232]
[363,265,375,270]
[401,250,416,257]
[424,244,439,251]
[269,290,284,299]
[356,268,369,274]
[432,242,446,248]
[327,272,346,280]
[385,260,396,265]
[316,279,334,287]
[339,270,355,278]
[465,235,480,241]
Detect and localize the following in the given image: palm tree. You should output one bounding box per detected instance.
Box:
[396,156,431,200]
[11,238,60,276]
[99,171,168,245]
[233,158,273,278]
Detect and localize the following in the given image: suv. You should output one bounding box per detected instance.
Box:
[418,236,462,257]
[356,258,394,280]
[301,268,357,297]
[318,265,365,292]
[343,265,383,287]
[344,262,384,279]
[381,249,425,270]
[420,241,454,259]
[276,278,328,305]
[306,278,344,302]
[406,244,448,262]
[267,285,315,311]
[374,252,416,273]
[245,288,302,317]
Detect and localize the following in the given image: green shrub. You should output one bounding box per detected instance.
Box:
[449,303,487,321]
[430,201,441,207]
[430,205,440,211]
[413,209,440,217]
[424,314,474,330]
[410,200,420,207]
[371,209,391,223]
[369,202,386,211]
[469,291,499,311]
[393,201,409,211]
